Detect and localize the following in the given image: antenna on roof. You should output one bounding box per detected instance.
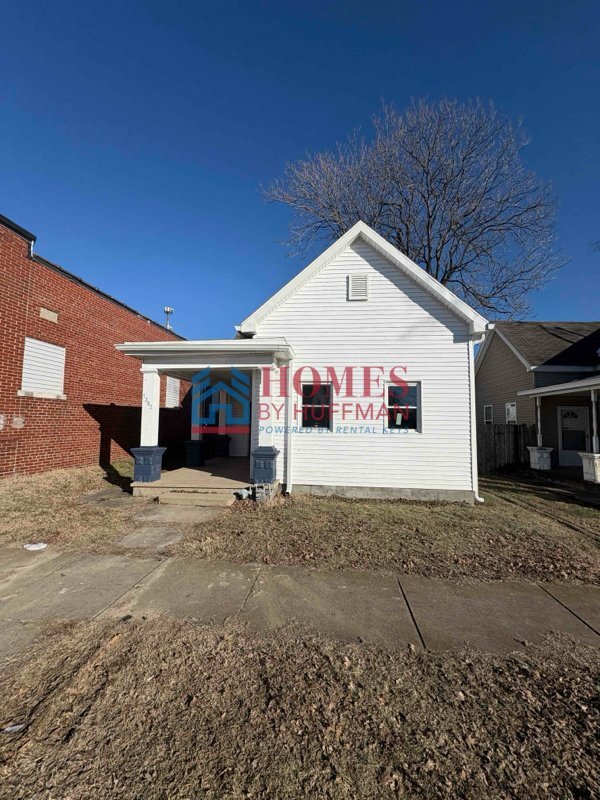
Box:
[164,306,174,330]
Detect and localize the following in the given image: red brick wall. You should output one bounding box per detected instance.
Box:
[0,222,189,476]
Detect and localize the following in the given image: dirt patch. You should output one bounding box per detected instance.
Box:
[172,491,600,584]
[0,618,598,799]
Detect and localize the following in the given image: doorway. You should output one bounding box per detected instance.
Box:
[557,406,589,466]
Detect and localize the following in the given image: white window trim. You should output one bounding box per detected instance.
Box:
[17,389,67,400]
[505,402,518,425]
[20,337,66,400]
[483,404,493,424]
[386,381,422,434]
[300,382,333,431]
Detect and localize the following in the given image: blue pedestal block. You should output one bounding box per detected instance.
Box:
[251,445,279,484]
[131,446,167,482]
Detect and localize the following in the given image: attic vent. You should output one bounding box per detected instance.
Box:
[347,274,368,301]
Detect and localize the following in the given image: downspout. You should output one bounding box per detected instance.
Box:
[468,339,485,503]
[285,359,294,493]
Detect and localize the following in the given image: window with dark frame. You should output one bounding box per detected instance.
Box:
[387,383,420,431]
[484,405,493,424]
[301,383,332,429]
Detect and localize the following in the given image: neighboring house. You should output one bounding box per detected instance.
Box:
[0,213,188,476]
[118,221,489,503]
[475,321,600,479]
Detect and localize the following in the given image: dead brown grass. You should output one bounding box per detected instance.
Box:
[173,490,600,584]
[0,463,135,550]
[0,618,598,799]
[1,466,598,584]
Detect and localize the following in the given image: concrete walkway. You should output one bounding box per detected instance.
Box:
[1,544,599,661]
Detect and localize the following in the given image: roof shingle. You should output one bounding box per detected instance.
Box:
[494,321,600,368]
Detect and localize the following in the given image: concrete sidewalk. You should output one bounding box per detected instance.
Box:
[1,544,598,660]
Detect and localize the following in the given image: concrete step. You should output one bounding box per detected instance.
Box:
[158,491,236,507]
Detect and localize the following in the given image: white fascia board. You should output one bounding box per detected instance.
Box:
[238,221,488,335]
[518,375,600,397]
[116,338,295,361]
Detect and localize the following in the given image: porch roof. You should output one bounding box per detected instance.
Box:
[518,374,600,398]
[115,337,295,372]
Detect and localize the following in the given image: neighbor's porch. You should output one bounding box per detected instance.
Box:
[519,376,600,483]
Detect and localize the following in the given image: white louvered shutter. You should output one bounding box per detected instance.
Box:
[21,337,66,395]
[165,377,180,407]
[347,274,369,301]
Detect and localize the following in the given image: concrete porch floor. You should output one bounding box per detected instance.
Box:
[132,457,251,497]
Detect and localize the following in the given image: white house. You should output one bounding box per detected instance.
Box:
[117,222,488,503]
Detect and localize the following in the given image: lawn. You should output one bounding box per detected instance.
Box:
[0,618,598,799]
[0,464,598,584]
[0,463,136,550]
[175,488,600,584]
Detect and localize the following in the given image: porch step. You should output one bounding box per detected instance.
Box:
[158,490,236,507]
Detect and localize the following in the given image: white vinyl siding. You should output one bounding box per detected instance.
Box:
[20,337,66,398]
[165,377,180,408]
[254,239,473,492]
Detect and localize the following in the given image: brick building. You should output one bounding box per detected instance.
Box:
[0,213,189,476]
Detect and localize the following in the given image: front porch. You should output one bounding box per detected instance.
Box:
[116,338,296,494]
[132,457,251,499]
[519,376,600,484]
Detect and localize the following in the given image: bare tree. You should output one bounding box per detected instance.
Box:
[265,99,563,316]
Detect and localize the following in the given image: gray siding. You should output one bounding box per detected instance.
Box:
[475,333,535,427]
[533,370,592,388]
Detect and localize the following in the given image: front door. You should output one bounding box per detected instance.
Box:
[557,406,589,466]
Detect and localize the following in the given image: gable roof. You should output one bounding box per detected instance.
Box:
[238,221,488,337]
[497,321,600,368]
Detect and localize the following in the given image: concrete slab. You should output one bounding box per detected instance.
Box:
[78,486,134,509]
[240,567,421,649]
[400,575,600,652]
[0,620,45,662]
[0,544,56,579]
[133,505,222,524]
[118,526,183,549]
[0,552,80,595]
[541,583,600,634]
[109,559,259,623]
[0,555,160,622]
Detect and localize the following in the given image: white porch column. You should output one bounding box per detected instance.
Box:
[592,389,599,454]
[140,367,161,446]
[527,395,552,470]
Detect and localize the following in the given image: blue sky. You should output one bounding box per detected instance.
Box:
[1,0,598,338]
